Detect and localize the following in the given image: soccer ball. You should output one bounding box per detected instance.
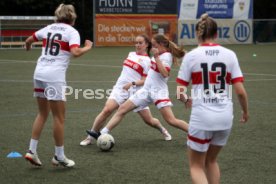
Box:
[97,134,115,151]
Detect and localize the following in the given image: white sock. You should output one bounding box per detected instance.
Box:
[100,127,110,134]
[29,139,38,154]
[55,146,65,160]
[158,126,164,132]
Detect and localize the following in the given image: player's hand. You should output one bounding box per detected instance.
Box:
[185,98,192,109]
[240,111,249,123]
[84,40,93,49]
[25,42,32,51]
[151,48,159,58]
[123,83,132,91]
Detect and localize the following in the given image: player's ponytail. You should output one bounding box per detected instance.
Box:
[153,34,185,65]
[196,13,217,42]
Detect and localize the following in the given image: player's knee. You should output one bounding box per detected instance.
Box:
[102,107,114,116]
[165,117,177,126]
[117,104,130,116]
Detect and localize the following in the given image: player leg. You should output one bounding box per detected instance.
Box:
[104,99,137,132]
[25,97,50,166]
[205,145,223,184]
[81,99,119,145]
[50,100,75,167]
[91,99,119,131]
[137,108,172,141]
[188,148,208,184]
[205,129,231,184]
[31,97,50,145]
[159,106,188,132]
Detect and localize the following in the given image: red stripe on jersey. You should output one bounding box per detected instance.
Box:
[42,39,47,47]
[32,33,38,41]
[191,72,231,84]
[188,134,212,144]
[56,40,70,51]
[123,59,144,76]
[150,61,170,73]
[191,72,203,84]
[34,88,44,93]
[70,44,80,49]
[231,77,244,84]
[42,39,70,52]
[176,78,189,86]
[154,99,171,106]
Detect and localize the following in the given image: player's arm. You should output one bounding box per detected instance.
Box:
[151,48,169,77]
[233,82,249,123]
[25,36,35,51]
[123,76,146,90]
[176,84,191,108]
[154,55,169,77]
[70,40,93,57]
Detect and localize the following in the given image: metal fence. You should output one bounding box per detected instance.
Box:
[0,16,54,48]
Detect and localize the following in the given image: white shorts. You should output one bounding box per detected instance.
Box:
[108,86,149,112]
[129,87,173,110]
[187,126,231,152]
[33,79,66,101]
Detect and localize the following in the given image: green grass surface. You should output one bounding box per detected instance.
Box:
[0,44,276,184]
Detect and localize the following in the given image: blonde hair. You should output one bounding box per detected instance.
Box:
[55,4,77,25]
[196,13,217,42]
[153,34,185,65]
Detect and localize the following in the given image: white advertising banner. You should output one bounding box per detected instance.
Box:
[178,19,253,45]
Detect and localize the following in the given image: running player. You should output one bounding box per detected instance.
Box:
[176,13,249,184]
[24,4,92,167]
[80,34,172,146]
[88,34,188,140]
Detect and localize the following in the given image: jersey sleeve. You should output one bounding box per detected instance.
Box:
[142,58,151,77]
[160,53,172,72]
[176,53,191,86]
[33,26,48,41]
[68,29,80,49]
[230,52,244,84]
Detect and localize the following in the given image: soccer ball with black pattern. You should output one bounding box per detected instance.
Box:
[97,134,115,151]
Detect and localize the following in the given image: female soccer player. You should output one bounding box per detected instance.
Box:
[176,13,249,184]
[80,34,172,146]
[88,34,188,139]
[24,4,92,167]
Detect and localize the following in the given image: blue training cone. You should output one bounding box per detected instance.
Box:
[7,151,22,158]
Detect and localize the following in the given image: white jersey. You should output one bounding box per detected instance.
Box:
[114,52,151,88]
[33,23,80,82]
[143,52,172,91]
[177,43,244,130]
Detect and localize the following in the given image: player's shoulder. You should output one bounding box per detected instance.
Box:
[184,47,201,59]
[217,45,236,56]
[159,52,173,60]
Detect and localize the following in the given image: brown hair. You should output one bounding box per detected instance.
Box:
[138,34,152,56]
[153,34,185,65]
[55,4,77,25]
[196,13,217,42]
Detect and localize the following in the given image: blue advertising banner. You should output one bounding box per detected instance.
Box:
[196,0,234,19]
